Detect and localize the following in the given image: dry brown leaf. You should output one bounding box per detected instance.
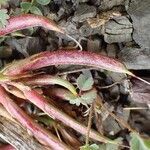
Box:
[87,10,122,28]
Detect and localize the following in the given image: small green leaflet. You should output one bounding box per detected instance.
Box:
[20,2,43,16]
[0,0,9,7]
[69,97,81,106]
[0,9,9,28]
[0,37,6,44]
[103,137,123,150]
[80,144,100,150]
[130,133,150,150]
[30,6,43,16]
[81,90,97,105]
[36,0,51,5]
[77,71,94,91]
[80,138,123,150]
[37,116,54,127]
[21,2,32,13]
[69,90,97,107]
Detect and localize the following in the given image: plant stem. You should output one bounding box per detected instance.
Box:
[9,82,116,144]
[0,86,70,150]
[0,145,15,150]
[22,75,77,95]
[85,103,94,145]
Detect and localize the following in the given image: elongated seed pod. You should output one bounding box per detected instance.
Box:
[0,14,83,50]
[0,14,64,36]
[0,145,15,150]
[3,50,129,75]
[9,82,115,144]
[21,75,77,95]
[0,86,70,150]
[2,50,150,85]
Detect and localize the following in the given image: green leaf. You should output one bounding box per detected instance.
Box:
[89,144,100,150]
[69,90,96,107]
[37,116,54,126]
[80,144,100,150]
[0,37,6,44]
[130,133,150,150]
[0,0,9,7]
[30,6,43,16]
[81,90,97,105]
[77,71,94,91]
[69,97,82,106]
[105,138,123,150]
[20,2,32,13]
[36,0,51,5]
[0,9,9,28]
[80,138,122,150]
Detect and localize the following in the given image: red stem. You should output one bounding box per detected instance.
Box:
[0,14,64,36]
[0,86,70,150]
[9,82,114,144]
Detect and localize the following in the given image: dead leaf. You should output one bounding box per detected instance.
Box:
[130,79,150,104]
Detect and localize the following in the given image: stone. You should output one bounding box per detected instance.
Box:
[106,44,118,58]
[47,12,59,22]
[79,24,93,37]
[99,0,125,10]
[107,72,126,83]
[104,16,133,43]
[0,46,12,58]
[9,0,21,7]
[59,19,79,39]
[127,0,150,49]
[57,7,66,18]
[103,116,121,135]
[87,38,102,53]
[6,37,45,56]
[79,23,102,37]
[109,85,120,99]
[53,0,63,5]
[90,0,101,6]
[72,4,96,22]
[71,0,89,4]
[119,47,150,70]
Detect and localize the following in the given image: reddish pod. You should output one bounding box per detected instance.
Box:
[2,50,150,85]
[0,14,64,36]
[0,14,82,50]
[0,86,70,150]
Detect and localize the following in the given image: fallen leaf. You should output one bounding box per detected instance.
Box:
[130,79,150,104]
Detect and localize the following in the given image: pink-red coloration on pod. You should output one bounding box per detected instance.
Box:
[3,50,129,76]
[0,86,70,150]
[8,82,115,144]
[0,14,64,36]
[3,50,150,85]
[0,145,15,150]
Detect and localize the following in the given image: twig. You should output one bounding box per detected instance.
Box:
[85,103,94,145]
[98,81,121,89]
[124,107,149,110]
